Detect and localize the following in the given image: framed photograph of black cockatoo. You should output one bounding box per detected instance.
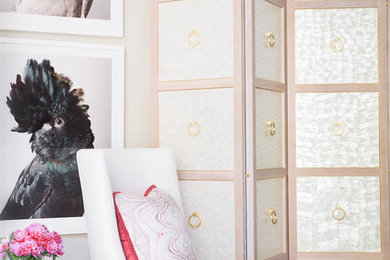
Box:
[0,38,124,236]
[0,0,123,36]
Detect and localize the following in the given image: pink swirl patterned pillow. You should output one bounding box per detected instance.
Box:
[113,185,198,260]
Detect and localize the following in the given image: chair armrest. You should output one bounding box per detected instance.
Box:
[77,149,125,260]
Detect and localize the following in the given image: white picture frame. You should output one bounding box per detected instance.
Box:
[0,37,124,237]
[0,0,123,37]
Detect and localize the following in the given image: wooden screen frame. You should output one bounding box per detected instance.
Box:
[286,0,390,259]
[150,0,246,259]
[151,0,389,259]
[245,0,289,259]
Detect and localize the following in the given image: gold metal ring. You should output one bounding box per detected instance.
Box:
[187,30,200,47]
[330,37,344,53]
[268,209,277,224]
[266,121,276,136]
[265,32,275,48]
[187,121,200,137]
[188,212,201,228]
[332,206,346,221]
[330,121,344,136]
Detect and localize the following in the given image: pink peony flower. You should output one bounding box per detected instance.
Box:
[1,239,8,251]
[51,231,62,244]
[26,223,52,245]
[20,239,44,257]
[45,239,64,256]
[9,241,23,257]
[12,229,30,243]
[2,223,64,259]
[0,237,9,258]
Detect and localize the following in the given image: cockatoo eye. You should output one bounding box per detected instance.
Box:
[54,118,64,128]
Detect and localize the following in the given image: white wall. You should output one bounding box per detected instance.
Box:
[0,0,152,259]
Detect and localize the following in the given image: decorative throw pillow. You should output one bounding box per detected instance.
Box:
[113,185,198,260]
[113,192,138,260]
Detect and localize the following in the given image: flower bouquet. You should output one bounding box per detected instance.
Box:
[0,223,64,260]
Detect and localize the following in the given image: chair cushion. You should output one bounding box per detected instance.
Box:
[113,185,197,260]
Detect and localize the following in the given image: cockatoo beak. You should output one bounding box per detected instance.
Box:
[41,123,52,131]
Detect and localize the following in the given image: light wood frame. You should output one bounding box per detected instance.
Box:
[287,0,389,259]
[245,0,289,259]
[151,0,246,258]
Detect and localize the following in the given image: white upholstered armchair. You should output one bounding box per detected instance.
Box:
[76,148,183,260]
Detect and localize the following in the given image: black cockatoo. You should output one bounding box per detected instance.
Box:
[0,59,94,220]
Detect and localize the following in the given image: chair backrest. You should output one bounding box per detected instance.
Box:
[77,148,182,260]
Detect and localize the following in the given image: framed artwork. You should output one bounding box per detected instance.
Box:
[0,0,123,36]
[0,38,124,237]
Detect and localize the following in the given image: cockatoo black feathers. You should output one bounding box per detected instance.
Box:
[0,59,94,220]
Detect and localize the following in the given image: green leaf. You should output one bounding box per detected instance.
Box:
[2,253,6,260]
[53,256,57,260]
[9,233,14,243]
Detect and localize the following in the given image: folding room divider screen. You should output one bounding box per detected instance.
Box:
[151,0,389,259]
[286,1,389,260]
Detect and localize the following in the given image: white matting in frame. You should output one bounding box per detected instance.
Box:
[0,38,124,237]
[0,0,123,37]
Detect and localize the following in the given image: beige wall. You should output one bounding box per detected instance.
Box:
[0,1,152,259]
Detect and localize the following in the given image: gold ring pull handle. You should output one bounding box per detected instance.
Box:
[330,37,344,53]
[187,30,200,47]
[187,121,200,137]
[330,121,344,136]
[266,121,276,136]
[332,206,346,221]
[268,209,278,224]
[265,32,276,48]
[188,212,202,228]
